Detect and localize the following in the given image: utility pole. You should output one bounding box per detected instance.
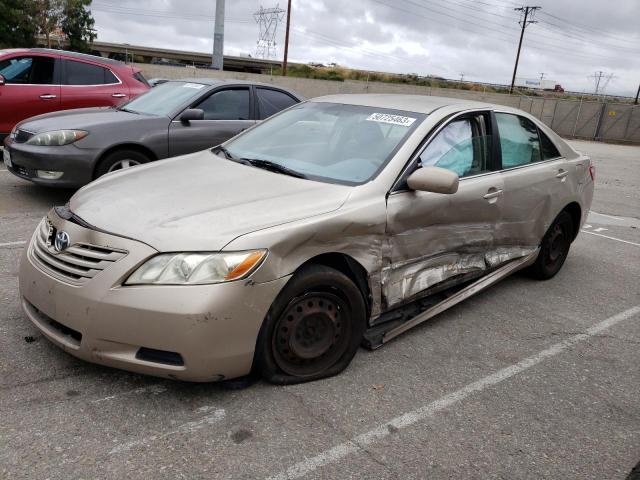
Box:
[212,0,225,70]
[459,73,465,82]
[509,6,540,94]
[282,0,292,76]
[635,83,639,105]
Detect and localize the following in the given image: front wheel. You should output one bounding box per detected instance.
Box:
[94,149,150,179]
[527,211,574,280]
[255,264,366,384]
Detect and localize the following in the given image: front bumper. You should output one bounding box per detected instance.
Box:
[19,210,289,382]
[3,137,98,188]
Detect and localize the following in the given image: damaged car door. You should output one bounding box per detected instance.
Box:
[494,112,573,249]
[384,110,503,310]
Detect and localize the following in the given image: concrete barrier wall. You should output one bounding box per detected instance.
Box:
[137,63,640,144]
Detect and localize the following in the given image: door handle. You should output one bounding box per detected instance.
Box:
[483,189,503,200]
[555,169,569,179]
[40,94,57,100]
[111,93,127,98]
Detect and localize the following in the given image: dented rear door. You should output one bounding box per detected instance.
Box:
[494,112,572,248]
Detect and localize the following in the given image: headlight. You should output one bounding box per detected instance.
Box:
[125,250,267,285]
[26,130,88,146]
[9,125,18,139]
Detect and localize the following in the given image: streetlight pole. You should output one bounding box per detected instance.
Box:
[212,0,225,70]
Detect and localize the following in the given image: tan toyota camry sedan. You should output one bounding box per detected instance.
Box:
[19,94,595,384]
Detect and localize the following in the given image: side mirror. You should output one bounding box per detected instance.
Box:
[406,166,459,194]
[0,74,5,86]
[180,108,204,123]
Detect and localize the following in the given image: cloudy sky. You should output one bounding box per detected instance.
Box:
[91,0,640,97]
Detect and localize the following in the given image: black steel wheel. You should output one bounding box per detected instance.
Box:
[527,211,574,280]
[255,264,366,384]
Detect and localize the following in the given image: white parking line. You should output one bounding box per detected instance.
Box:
[0,240,26,248]
[582,230,640,247]
[589,211,623,221]
[267,306,640,480]
[109,406,226,455]
[91,384,167,404]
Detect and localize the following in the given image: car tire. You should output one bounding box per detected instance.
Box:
[95,149,150,178]
[527,211,574,280]
[255,264,366,385]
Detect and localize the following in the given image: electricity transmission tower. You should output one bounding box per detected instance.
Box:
[509,6,541,94]
[254,5,286,59]
[590,71,615,96]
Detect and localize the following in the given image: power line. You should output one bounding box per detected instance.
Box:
[509,6,540,94]
[538,10,638,43]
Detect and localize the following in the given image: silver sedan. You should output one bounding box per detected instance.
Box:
[18,94,594,384]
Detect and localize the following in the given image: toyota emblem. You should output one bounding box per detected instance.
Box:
[54,231,70,252]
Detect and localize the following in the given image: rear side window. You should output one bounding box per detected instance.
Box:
[539,129,560,159]
[133,71,149,86]
[256,87,297,119]
[496,113,542,168]
[64,60,118,85]
[195,88,250,120]
[0,56,55,84]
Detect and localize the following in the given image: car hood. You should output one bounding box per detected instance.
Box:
[18,107,157,133]
[69,151,352,252]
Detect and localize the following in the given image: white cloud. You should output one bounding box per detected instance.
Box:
[90,0,640,96]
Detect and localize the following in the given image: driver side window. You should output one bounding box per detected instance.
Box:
[195,88,250,120]
[418,115,491,178]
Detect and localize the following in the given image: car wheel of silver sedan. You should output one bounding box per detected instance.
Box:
[256,264,366,384]
[527,211,573,280]
[95,148,150,178]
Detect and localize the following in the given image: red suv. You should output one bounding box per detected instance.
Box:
[0,48,149,140]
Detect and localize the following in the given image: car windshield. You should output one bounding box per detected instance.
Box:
[119,81,207,116]
[223,102,424,185]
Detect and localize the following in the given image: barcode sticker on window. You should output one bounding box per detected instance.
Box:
[366,113,416,126]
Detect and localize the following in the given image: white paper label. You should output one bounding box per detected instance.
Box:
[183,83,205,89]
[366,113,416,127]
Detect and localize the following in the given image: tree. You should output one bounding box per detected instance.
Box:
[33,0,64,48]
[0,0,38,49]
[61,0,96,53]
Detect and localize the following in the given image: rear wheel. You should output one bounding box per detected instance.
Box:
[527,211,574,280]
[95,149,150,178]
[256,264,366,384]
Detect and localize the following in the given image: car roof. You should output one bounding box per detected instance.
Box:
[174,77,296,89]
[0,48,124,66]
[311,94,497,114]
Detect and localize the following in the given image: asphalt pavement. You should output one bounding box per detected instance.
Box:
[1,140,638,479]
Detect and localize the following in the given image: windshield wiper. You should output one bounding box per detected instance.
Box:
[117,107,139,114]
[240,158,307,179]
[215,145,236,160]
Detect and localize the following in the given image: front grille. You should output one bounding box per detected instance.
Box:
[30,219,128,285]
[14,128,34,143]
[23,299,82,347]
